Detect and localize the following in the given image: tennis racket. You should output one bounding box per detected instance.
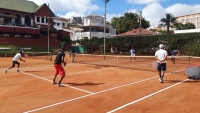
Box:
[185,65,200,79]
[151,61,157,69]
[63,58,68,66]
[24,52,28,62]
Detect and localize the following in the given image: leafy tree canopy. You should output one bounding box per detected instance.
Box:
[110,12,150,34]
[175,22,195,30]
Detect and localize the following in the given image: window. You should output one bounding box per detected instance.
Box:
[198,17,200,21]
[42,18,44,23]
[57,23,60,26]
[37,17,40,22]
[46,18,48,23]
[62,23,65,26]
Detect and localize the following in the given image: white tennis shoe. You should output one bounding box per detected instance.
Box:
[159,78,162,83]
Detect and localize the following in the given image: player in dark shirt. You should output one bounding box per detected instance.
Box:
[171,49,179,64]
[53,46,66,87]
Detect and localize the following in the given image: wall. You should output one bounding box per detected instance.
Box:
[0,36,60,46]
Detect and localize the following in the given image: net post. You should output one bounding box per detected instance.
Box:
[188,56,191,65]
[4,52,6,57]
[50,52,52,61]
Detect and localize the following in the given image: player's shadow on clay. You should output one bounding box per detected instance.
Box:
[65,81,105,86]
[163,80,200,83]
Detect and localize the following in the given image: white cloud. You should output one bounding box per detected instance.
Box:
[140,3,200,28]
[127,9,138,13]
[165,3,200,17]
[126,0,162,4]
[106,13,122,22]
[29,0,200,29]
[29,0,100,18]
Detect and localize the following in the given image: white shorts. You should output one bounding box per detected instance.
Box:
[131,54,135,56]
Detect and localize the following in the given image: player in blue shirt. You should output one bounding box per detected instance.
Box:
[171,49,179,64]
[130,48,136,62]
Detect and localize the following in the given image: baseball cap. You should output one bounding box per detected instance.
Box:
[159,44,164,48]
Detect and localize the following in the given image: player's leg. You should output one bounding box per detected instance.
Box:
[53,64,59,84]
[5,61,16,73]
[130,55,132,62]
[157,62,162,82]
[134,54,136,61]
[160,63,166,82]
[16,61,20,72]
[171,56,175,64]
[57,66,66,87]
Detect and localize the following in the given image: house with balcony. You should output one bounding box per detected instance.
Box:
[0,0,70,47]
[69,14,116,41]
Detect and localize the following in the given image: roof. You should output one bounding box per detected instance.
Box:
[0,0,39,13]
[116,28,156,37]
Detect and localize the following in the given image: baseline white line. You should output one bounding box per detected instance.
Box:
[23,70,185,113]
[20,71,94,94]
[107,79,189,113]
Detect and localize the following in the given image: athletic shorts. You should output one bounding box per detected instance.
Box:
[54,64,65,77]
[131,54,135,56]
[12,61,20,67]
[157,62,166,71]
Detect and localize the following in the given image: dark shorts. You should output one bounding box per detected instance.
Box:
[157,62,166,71]
[12,61,20,67]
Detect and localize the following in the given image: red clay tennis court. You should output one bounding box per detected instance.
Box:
[0,55,200,113]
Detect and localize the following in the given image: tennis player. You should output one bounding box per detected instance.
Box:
[130,47,136,62]
[155,44,168,83]
[53,46,66,87]
[5,50,25,73]
[171,49,179,64]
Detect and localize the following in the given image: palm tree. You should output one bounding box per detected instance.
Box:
[158,13,177,34]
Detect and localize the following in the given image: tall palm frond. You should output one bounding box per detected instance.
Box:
[158,13,177,34]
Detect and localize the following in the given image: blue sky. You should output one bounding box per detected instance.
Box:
[31,0,200,28]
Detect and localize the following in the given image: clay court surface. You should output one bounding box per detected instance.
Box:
[0,55,200,113]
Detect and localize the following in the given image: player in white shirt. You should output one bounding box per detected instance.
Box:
[155,44,168,83]
[5,50,25,73]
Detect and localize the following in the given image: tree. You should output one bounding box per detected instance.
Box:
[110,12,150,34]
[175,22,195,30]
[158,13,177,34]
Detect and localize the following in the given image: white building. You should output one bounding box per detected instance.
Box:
[52,14,116,41]
[176,13,200,29]
[78,14,116,40]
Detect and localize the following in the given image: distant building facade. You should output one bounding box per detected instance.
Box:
[176,13,200,29]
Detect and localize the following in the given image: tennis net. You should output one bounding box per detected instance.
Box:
[72,54,199,74]
[25,52,52,60]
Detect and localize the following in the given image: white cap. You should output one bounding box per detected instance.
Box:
[159,44,164,48]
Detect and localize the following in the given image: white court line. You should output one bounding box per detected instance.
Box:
[24,93,95,113]
[43,67,114,78]
[107,79,189,113]
[23,69,185,113]
[23,72,171,113]
[20,71,94,94]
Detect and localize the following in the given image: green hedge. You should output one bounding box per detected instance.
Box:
[78,33,200,56]
[0,45,58,57]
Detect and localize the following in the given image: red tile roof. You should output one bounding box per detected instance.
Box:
[116,28,156,37]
